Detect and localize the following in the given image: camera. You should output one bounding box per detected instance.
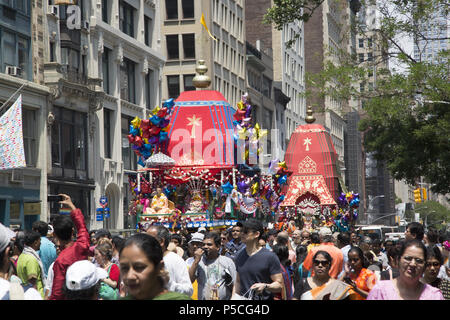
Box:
[47,195,64,202]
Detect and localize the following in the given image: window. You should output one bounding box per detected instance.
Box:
[183,74,195,91]
[120,58,136,103]
[182,33,195,59]
[0,29,30,80]
[49,41,55,62]
[51,107,87,178]
[102,0,108,23]
[22,109,36,167]
[166,0,178,19]
[166,35,179,60]
[145,71,152,109]
[167,75,180,98]
[367,52,373,62]
[359,38,364,48]
[358,53,364,63]
[262,76,272,98]
[144,16,152,46]
[182,0,194,19]
[104,108,112,158]
[17,37,29,80]
[121,116,137,171]
[368,37,373,48]
[119,0,135,38]
[102,47,111,94]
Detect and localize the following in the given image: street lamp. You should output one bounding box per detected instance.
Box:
[367,195,385,224]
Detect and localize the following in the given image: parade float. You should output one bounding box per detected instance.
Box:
[278,106,360,232]
[125,60,358,232]
[127,61,244,230]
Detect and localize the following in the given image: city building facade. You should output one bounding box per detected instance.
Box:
[1,0,165,230]
[160,0,246,110]
[245,0,305,151]
[0,0,50,229]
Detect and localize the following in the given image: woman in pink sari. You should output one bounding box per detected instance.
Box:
[367,239,444,300]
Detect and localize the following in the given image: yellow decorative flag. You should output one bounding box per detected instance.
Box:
[200,13,217,41]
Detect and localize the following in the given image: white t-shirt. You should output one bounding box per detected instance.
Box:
[44,262,55,296]
[0,278,43,300]
[163,251,193,296]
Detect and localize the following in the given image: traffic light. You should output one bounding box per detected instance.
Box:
[414,188,422,203]
[421,188,427,201]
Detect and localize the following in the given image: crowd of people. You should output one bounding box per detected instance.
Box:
[1,194,449,300]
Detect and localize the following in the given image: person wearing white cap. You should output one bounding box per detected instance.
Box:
[302,227,344,279]
[0,223,42,300]
[185,232,205,300]
[63,260,108,300]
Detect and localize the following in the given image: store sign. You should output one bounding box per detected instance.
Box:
[10,202,41,216]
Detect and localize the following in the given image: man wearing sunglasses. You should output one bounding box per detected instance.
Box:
[232,219,283,300]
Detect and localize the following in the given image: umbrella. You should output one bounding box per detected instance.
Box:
[144,152,175,168]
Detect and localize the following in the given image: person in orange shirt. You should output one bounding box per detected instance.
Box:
[340,246,377,300]
[302,227,344,279]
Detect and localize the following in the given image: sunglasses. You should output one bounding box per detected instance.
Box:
[313,260,331,267]
[426,262,441,268]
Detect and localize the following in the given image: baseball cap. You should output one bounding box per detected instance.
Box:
[65,260,108,291]
[0,223,16,253]
[189,232,205,244]
[198,227,207,233]
[94,229,111,239]
[242,219,264,235]
[318,227,332,237]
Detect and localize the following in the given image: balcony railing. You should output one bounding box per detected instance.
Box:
[60,65,88,85]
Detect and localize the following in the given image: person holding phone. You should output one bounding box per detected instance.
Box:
[48,194,90,300]
[339,246,377,300]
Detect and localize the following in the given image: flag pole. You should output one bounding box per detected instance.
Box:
[0,83,27,113]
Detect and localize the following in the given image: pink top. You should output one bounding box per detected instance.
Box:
[367,280,444,300]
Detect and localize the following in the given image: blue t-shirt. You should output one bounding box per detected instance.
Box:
[38,237,57,277]
[234,247,281,300]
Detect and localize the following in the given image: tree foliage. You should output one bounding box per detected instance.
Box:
[264,0,450,194]
[414,201,450,230]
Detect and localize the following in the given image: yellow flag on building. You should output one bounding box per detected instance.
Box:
[200,13,217,41]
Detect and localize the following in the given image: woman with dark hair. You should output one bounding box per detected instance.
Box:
[368,240,444,300]
[119,233,191,300]
[380,247,401,280]
[272,244,293,300]
[293,250,352,300]
[95,240,119,300]
[421,245,449,299]
[339,246,377,300]
[293,245,309,285]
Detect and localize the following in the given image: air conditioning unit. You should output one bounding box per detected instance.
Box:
[5,66,21,77]
[10,170,24,184]
[82,20,90,30]
[48,5,59,17]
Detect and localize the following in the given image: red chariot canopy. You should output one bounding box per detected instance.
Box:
[281,123,339,206]
[166,90,236,167]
